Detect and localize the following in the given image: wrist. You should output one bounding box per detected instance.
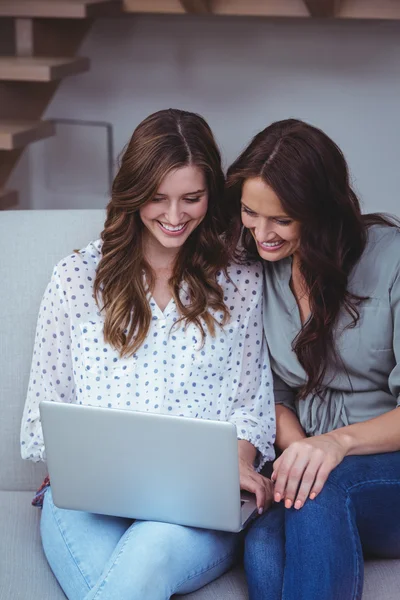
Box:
[238,439,257,466]
[327,428,353,455]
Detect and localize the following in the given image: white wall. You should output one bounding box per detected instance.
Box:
[24,14,400,215]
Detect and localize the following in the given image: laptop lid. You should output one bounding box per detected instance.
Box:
[39,402,244,532]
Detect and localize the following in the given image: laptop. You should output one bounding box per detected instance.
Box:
[39,401,258,532]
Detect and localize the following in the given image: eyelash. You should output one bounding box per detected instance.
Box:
[241,207,292,226]
[241,207,256,216]
[152,197,202,203]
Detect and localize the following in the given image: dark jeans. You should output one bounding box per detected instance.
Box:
[244,452,400,600]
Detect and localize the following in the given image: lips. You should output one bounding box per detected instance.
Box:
[157,221,189,236]
[258,239,285,252]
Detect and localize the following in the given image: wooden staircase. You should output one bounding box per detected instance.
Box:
[2,0,400,209]
[0,0,121,209]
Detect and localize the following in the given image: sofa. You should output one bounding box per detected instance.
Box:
[1,209,399,600]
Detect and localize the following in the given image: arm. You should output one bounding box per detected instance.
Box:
[238,439,257,464]
[275,404,307,451]
[329,264,400,455]
[227,280,276,511]
[329,409,400,456]
[20,266,75,462]
[273,371,306,449]
[228,293,275,470]
[272,264,400,509]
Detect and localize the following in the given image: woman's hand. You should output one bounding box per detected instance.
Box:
[239,458,274,514]
[237,439,274,513]
[272,432,348,510]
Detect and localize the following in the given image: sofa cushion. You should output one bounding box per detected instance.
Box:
[0,491,65,599]
[0,210,105,491]
[2,491,399,600]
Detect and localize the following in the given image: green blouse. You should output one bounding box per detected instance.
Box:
[263,225,400,436]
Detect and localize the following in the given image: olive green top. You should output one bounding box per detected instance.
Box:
[263,225,400,435]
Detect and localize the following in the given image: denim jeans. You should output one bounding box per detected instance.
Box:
[244,452,400,600]
[41,487,241,600]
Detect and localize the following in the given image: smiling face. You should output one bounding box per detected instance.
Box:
[241,177,301,262]
[139,165,208,254]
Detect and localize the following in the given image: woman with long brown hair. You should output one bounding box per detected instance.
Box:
[20,109,275,600]
[226,118,400,600]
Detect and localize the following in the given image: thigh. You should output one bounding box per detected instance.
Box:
[280,453,400,600]
[328,452,400,491]
[244,504,285,600]
[135,520,242,596]
[86,518,241,599]
[41,487,132,600]
[330,453,400,558]
[162,523,241,595]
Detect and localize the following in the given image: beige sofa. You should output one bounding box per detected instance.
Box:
[1,209,399,600]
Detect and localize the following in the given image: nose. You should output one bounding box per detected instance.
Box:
[254,219,275,242]
[165,200,184,226]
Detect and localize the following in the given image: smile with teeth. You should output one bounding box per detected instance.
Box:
[157,221,188,233]
[260,240,284,248]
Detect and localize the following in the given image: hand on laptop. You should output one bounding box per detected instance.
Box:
[238,440,274,515]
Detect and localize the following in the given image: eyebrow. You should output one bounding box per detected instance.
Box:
[241,202,290,219]
[155,188,206,197]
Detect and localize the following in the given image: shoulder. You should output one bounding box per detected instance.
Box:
[51,239,102,292]
[352,225,400,295]
[362,224,400,275]
[366,224,400,252]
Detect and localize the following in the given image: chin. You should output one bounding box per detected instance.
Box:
[258,249,289,262]
[153,232,190,249]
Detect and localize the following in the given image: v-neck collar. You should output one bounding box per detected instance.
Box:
[148,280,190,321]
[274,257,311,329]
[150,296,175,320]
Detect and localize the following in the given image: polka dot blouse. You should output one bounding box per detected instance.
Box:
[21,240,276,469]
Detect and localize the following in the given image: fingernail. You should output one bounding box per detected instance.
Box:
[258,507,264,515]
[294,500,302,510]
[274,493,281,503]
[310,492,316,500]
[285,498,292,509]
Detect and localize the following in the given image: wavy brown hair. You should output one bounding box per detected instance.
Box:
[94,108,230,357]
[226,118,398,399]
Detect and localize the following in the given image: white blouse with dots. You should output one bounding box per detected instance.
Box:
[21,240,276,468]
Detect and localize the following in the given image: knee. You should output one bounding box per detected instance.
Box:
[284,479,348,543]
[248,504,285,536]
[245,505,284,558]
[130,522,188,583]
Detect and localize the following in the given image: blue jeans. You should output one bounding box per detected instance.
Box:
[244,452,400,600]
[41,487,241,600]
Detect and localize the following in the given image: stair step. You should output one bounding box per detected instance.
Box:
[0,56,90,82]
[0,189,19,209]
[0,0,121,19]
[0,120,55,150]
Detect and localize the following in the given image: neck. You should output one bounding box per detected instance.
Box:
[291,251,301,272]
[143,232,179,272]
[291,252,309,295]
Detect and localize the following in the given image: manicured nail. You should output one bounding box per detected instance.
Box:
[285,498,292,509]
[274,492,281,503]
[258,507,264,515]
[294,500,302,510]
[310,492,316,500]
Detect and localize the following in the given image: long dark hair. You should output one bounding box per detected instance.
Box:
[226,118,398,399]
[94,108,230,358]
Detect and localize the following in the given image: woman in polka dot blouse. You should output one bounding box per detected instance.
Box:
[20,109,275,600]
